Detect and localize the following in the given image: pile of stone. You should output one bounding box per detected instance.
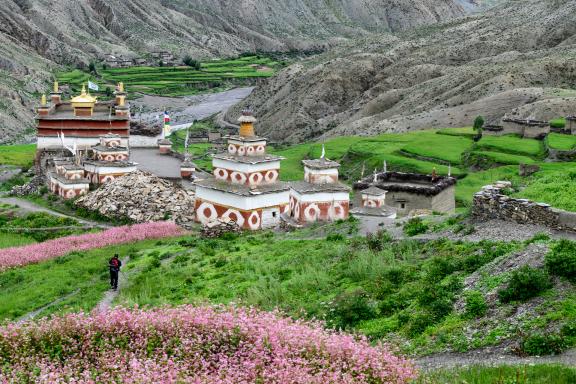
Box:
[76,171,195,224]
[201,218,241,238]
[10,174,45,196]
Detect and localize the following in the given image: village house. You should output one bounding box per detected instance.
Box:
[287,154,350,224]
[354,171,456,216]
[483,118,550,139]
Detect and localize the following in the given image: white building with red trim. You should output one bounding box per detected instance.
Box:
[287,155,350,224]
[193,110,290,230]
[84,133,137,185]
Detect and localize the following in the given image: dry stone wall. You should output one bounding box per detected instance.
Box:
[472,182,576,232]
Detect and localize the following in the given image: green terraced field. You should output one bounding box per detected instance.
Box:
[57,56,282,97]
[548,132,576,150]
[477,135,545,158]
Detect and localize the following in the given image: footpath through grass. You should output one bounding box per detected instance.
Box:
[0,237,187,321]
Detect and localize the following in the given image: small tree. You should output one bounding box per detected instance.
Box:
[105,87,112,97]
[159,60,164,67]
[88,62,97,74]
[183,55,201,70]
[473,115,485,131]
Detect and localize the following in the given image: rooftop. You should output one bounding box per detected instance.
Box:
[213,153,284,164]
[37,103,129,121]
[302,158,340,169]
[130,148,183,179]
[361,186,387,196]
[354,172,456,197]
[92,145,129,152]
[49,172,90,185]
[84,160,138,168]
[195,177,290,197]
[290,181,350,194]
[502,118,549,127]
[61,164,85,171]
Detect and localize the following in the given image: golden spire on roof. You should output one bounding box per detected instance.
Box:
[71,84,97,107]
[118,82,124,92]
[53,81,59,93]
[41,94,47,106]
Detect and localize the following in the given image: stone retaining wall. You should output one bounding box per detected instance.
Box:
[472,182,576,232]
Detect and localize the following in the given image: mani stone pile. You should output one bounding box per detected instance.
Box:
[76,171,195,224]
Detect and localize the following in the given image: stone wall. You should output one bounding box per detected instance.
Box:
[472,183,576,232]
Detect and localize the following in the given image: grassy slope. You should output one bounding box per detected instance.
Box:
[548,133,576,151]
[0,233,36,249]
[0,144,35,168]
[105,230,575,357]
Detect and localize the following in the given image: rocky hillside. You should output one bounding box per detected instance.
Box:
[0,0,467,144]
[226,0,576,143]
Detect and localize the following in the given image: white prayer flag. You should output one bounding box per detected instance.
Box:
[88,81,99,91]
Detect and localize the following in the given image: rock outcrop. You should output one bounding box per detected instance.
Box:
[0,0,467,144]
[76,171,195,224]
[226,0,576,143]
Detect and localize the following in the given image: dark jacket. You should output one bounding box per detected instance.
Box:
[109,257,122,272]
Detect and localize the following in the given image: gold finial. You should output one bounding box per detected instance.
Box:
[81,84,87,95]
[53,81,59,93]
[41,94,47,106]
[118,82,124,92]
[118,96,125,107]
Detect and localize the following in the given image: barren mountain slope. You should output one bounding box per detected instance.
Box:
[0,0,467,143]
[226,0,576,143]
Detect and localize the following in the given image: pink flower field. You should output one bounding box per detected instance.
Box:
[0,222,185,270]
[0,305,417,383]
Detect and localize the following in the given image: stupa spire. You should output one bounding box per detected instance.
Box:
[238,108,256,137]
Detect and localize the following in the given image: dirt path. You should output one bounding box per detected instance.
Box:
[0,197,111,228]
[18,289,80,323]
[416,348,576,370]
[95,257,130,312]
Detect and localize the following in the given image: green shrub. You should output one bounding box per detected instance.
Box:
[328,288,377,329]
[464,290,488,319]
[546,240,576,282]
[561,321,576,337]
[526,233,551,245]
[365,230,392,251]
[326,233,345,242]
[498,266,552,303]
[403,218,429,237]
[521,333,566,356]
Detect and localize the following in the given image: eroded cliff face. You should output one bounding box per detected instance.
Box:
[0,0,467,143]
[226,0,576,143]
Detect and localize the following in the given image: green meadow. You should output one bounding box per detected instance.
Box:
[0,144,35,168]
[57,56,282,97]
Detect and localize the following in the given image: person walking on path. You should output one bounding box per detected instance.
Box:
[109,254,122,290]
